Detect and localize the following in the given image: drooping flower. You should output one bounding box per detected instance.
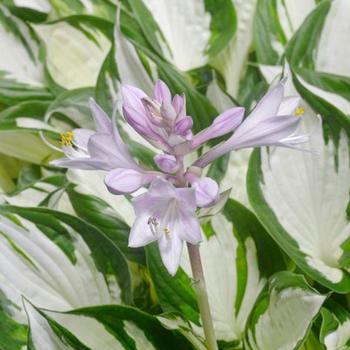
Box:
[128,178,202,275]
[195,82,308,168]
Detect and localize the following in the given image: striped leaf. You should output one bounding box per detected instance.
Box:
[126,0,236,71]
[0,5,52,104]
[320,301,350,350]
[24,301,194,350]
[33,16,112,91]
[254,0,316,65]
[0,205,132,347]
[244,271,326,350]
[147,199,285,346]
[247,112,350,292]
[286,0,350,134]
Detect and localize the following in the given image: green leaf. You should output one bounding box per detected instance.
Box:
[247,114,350,292]
[66,183,145,264]
[244,271,326,350]
[129,0,236,70]
[0,5,52,104]
[0,205,132,346]
[33,15,113,91]
[320,301,350,350]
[45,87,96,130]
[48,0,116,22]
[286,0,350,134]
[24,301,194,350]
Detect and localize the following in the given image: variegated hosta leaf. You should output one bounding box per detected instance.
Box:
[0,153,22,193]
[254,0,316,65]
[320,302,350,350]
[212,0,257,97]
[127,0,236,71]
[24,301,194,350]
[0,5,52,104]
[147,199,285,345]
[45,87,96,130]
[286,0,350,132]
[248,112,350,292]
[33,16,112,91]
[0,100,60,164]
[2,174,73,214]
[0,205,132,346]
[66,183,145,264]
[244,271,326,350]
[47,0,116,21]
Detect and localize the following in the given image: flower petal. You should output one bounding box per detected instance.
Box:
[154,154,179,173]
[195,114,304,168]
[278,96,300,115]
[177,212,202,244]
[192,107,244,148]
[190,177,219,207]
[172,94,186,118]
[89,98,111,133]
[174,116,193,136]
[154,80,172,104]
[105,168,155,194]
[158,233,183,276]
[248,82,285,122]
[129,213,158,247]
[121,84,147,115]
[72,128,95,150]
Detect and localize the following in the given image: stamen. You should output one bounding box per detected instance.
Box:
[148,216,159,236]
[294,106,304,117]
[60,131,74,146]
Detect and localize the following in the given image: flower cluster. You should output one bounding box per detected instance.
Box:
[52,80,307,275]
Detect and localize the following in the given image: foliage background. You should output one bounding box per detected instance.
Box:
[0,0,349,349]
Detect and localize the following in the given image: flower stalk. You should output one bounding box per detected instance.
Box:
[187,243,218,350]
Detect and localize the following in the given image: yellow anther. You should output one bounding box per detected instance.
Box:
[163,227,170,236]
[295,106,304,117]
[60,131,74,146]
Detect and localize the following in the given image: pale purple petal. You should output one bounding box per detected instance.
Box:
[172,94,186,118]
[129,213,158,247]
[154,80,171,104]
[190,177,219,207]
[175,187,197,212]
[121,85,147,115]
[158,233,183,276]
[111,112,142,171]
[154,154,179,173]
[177,212,202,244]
[192,107,244,148]
[278,96,300,115]
[175,116,193,136]
[72,128,94,150]
[89,98,111,133]
[105,168,155,194]
[195,114,302,167]
[50,157,106,170]
[248,82,284,122]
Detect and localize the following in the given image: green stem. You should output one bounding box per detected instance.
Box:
[187,243,218,350]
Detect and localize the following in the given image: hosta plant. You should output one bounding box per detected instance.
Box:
[0,1,349,350]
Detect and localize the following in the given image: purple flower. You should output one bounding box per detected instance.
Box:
[128,178,202,275]
[50,79,308,276]
[195,82,308,168]
[51,99,160,194]
[121,80,245,156]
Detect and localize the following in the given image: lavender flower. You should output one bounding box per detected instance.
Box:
[51,79,307,275]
